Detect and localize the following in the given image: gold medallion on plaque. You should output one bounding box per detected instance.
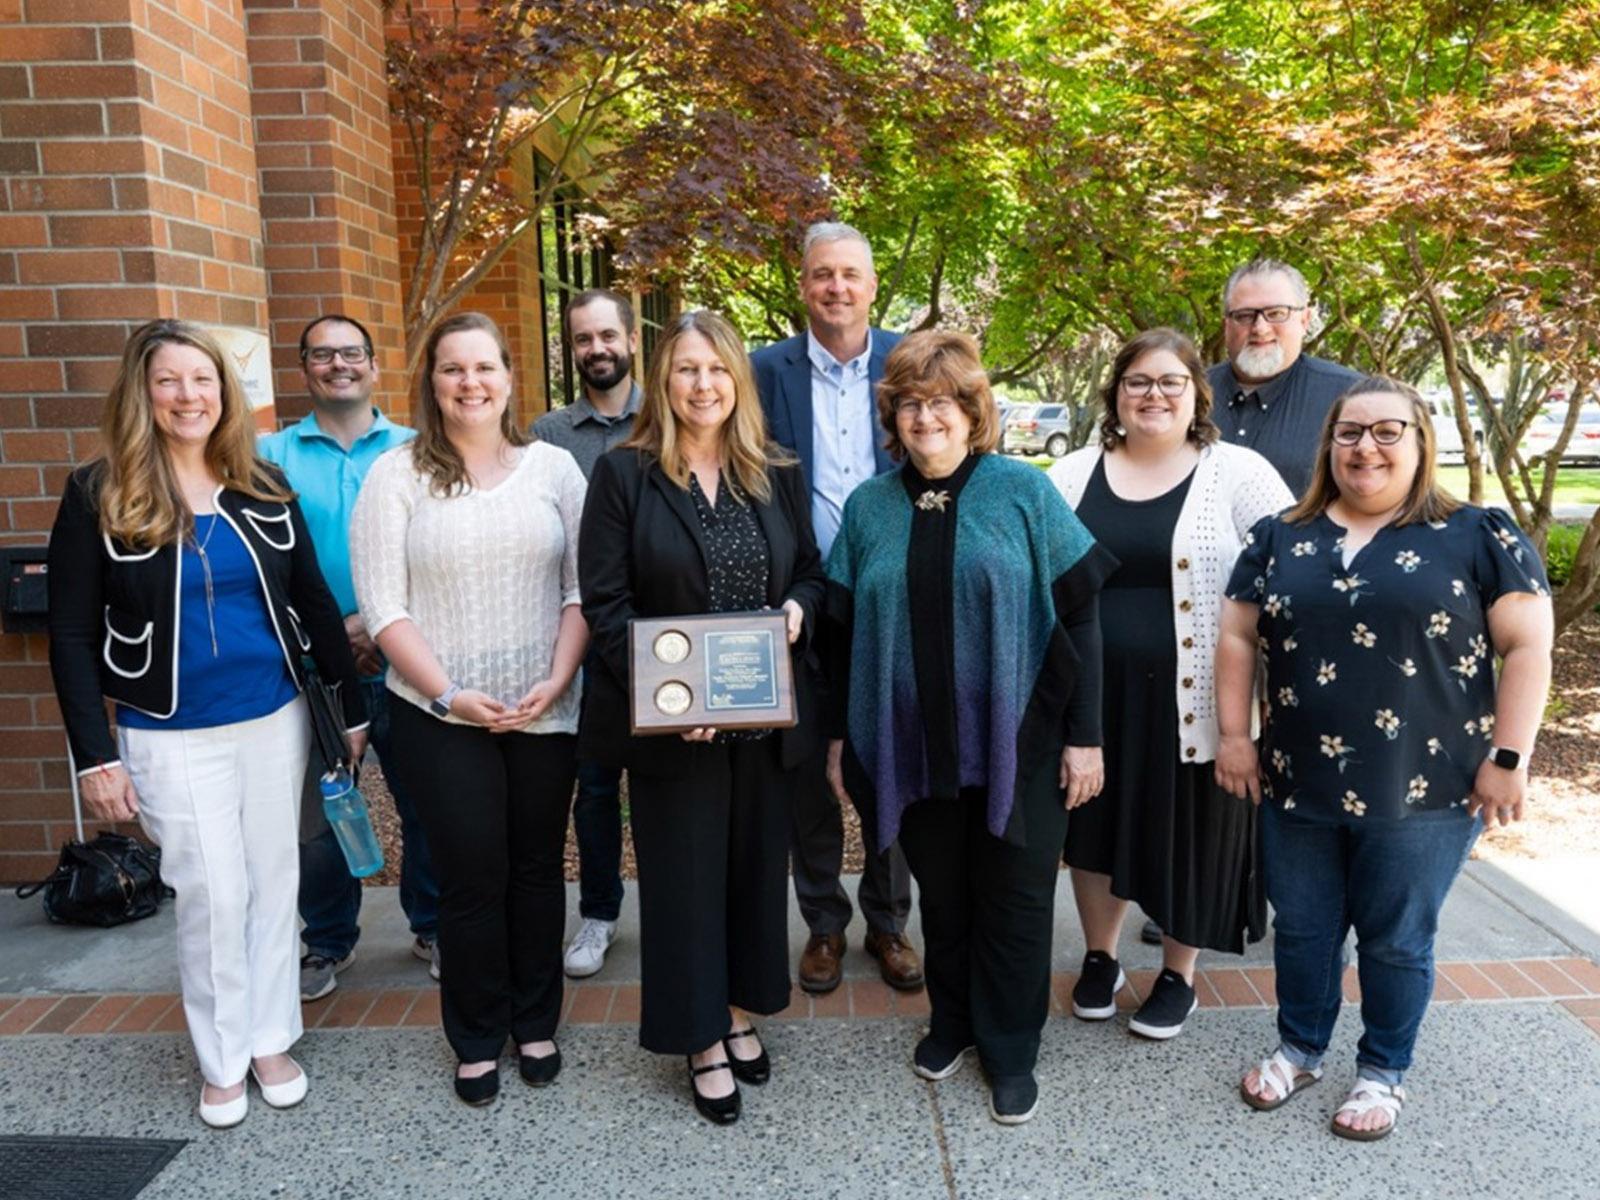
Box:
[652,630,691,665]
[654,681,692,717]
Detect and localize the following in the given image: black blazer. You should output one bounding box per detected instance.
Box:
[577,448,826,778]
[47,462,367,771]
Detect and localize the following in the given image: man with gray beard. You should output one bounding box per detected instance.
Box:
[1205,259,1360,501]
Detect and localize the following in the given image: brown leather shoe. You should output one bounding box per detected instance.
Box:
[864,929,925,991]
[798,932,846,994]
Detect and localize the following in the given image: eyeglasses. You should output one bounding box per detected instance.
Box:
[302,345,371,365]
[894,396,958,418]
[1331,419,1416,446]
[1224,305,1308,325]
[1120,374,1191,398]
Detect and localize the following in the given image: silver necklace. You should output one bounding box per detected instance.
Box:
[189,514,220,657]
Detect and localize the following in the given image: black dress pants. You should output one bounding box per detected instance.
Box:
[390,699,576,1062]
[630,736,793,1054]
[890,760,1067,1077]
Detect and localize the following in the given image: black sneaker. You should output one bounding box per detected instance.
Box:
[912,1034,973,1081]
[1128,969,1198,1040]
[1071,951,1126,1020]
[988,1073,1039,1125]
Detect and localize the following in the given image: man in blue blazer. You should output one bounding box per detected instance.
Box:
[751,222,921,995]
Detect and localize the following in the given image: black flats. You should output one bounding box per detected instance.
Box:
[722,1026,770,1085]
[519,1047,562,1087]
[687,1056,741,1125]
[453,1065,500,1107]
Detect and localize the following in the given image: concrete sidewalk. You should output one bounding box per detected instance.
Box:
[4,864,1600,1200]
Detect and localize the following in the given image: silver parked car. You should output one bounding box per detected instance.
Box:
[1003,404,1076,457]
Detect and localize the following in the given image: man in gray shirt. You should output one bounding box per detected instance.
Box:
[532,288,640,978]
[1206,258,1361,500]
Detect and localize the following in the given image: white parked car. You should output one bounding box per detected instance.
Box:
[1425,397,1481,464]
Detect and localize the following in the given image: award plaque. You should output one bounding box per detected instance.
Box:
[629,610,797,734]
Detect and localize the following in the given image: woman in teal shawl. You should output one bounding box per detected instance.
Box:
[823,331,1116,1124]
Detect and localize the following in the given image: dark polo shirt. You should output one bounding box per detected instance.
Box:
[530,384,641,480]
[1206,353,1362,500]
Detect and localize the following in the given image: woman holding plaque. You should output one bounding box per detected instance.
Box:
[350,311,589,1107]
[579,309,824,1125]
[823,330,1116,1125]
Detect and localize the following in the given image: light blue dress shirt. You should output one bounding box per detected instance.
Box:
[258,408,416,617]
[807,328,877,559]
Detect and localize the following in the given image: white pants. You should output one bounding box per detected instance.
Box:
[121,695,309,1086]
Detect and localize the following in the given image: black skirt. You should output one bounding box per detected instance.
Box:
[1064,458,1265,954]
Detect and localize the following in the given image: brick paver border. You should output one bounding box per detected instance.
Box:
[2,957,1599,1041]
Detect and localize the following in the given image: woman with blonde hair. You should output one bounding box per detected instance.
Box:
[47,318,367,1128]
[350,311,589,1106]
[1219,377,1552,1139]
[579,309,825,1124]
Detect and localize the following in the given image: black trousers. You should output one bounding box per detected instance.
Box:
[630,736,793,1055]
[889,760,1067,1077]
[790,737,912,936]
[390,699,576,1062]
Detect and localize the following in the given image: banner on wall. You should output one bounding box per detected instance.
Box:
[204,325,274,412]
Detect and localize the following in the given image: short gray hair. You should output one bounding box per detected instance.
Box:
[802,222,874,274]
[1222,258,1310,312]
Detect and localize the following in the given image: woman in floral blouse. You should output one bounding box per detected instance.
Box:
[1215,377,1552,1142]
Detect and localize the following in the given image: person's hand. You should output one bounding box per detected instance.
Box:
[825,738,851,807]
[80,765,139,823]
[344,614,381,677]
[1060,745,1103,810]
[1468,756,1527,827]
[347,728,369,764]
[679,727,718,743]
[451,689,510,729]
[505,678,568,729]
[1215,733,1261,804]
[781,599,804,646]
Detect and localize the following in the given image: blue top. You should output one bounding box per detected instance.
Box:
[119,514,299,730]
[806,329,878,559]
[258,408,415,616]
[1226,505,1548,823]
[1205,354,1361,500]
[827,454,1109,848]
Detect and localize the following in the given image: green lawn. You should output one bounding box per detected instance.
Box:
[1437,465,1600,508]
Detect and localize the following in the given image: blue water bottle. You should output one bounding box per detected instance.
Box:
[320,768,384,878]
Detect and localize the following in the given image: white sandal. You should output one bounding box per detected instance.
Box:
[1240,1047,1323,1111]
[1331,1079,1406,1141]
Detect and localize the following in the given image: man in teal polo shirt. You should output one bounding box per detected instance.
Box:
[259,314,438,1001]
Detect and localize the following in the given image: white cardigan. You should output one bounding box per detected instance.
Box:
[1048,442,1292,764]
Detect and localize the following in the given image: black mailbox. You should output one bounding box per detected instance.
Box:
[1,547,49,634]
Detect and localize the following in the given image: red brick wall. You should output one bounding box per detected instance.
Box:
[0,0,274,882]
[245,0,404,422]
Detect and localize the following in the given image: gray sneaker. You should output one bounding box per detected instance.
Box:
[300,951,353,1001]
[413,935,441,982]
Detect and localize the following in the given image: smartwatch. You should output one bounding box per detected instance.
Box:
[1489,746,1524,770]
[430,683,461,719]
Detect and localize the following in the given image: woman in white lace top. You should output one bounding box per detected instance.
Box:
[350,312,588,1107]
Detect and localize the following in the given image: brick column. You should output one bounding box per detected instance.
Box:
[0,0,272,882]
[244,0,404,421]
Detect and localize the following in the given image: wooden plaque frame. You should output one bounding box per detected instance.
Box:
[628,610,797,735]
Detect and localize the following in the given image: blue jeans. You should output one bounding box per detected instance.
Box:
[572,757,624,922]
[1262,802,1480,1085]
[299,681,439,958]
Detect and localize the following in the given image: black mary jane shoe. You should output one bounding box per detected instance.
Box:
[519,1046,562,1087]
[722,1026,770,1086]
[454,1065,500,1107]
[687,1056,741,1125]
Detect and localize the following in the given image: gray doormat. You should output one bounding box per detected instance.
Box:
[0,1135,186,1200]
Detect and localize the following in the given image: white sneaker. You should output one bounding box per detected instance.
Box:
[563,918,617,978]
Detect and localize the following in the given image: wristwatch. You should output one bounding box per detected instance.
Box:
[1489,746,1525,770]
[430,683,461,719]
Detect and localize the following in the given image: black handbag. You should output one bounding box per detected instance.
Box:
[303,663,356,777]
[16,831,172,927]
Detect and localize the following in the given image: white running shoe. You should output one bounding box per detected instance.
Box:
[563,918,617,978]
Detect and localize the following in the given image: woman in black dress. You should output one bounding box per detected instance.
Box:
[1049,329,1291,1038]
